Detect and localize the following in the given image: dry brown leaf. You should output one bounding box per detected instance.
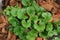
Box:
[0,23,6,28]
[9,0,18,6]
[52,13,60,22]
[5,16,8,25]
[0,15,6,23]
[0,15,8,28]
[7,31,12,40]
[2,28,6,33]
[11,35,16,40]
[36,0,60,14]
[4,0,9,6]
[39,1,53,11]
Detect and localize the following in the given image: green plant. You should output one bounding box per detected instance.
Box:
[4,0,60,40]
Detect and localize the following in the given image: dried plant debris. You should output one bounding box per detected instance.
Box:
[36,0,60,14]
[3,0,22,8]
[0,15,8,28]
[9,0,18,6]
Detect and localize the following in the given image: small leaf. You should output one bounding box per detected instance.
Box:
[57,26,60,33]
[22,0,31,6]
[34,22,45,32]
[27,6,35,16]
[21,19,31,28]
[39,32,48,38]
[17,8,27,19]
[30,15,38,23]
[22,0,28,6]
[10,7,17,17]
[53,30,58,35]
[39,6,45,12]
[48,31,53,37]
[46,23,53,31]
[37,12,42,16]
[42,12,52,22]
[47,30,57,37]
[32,1,40,12]
[4,10,10,15]
[14,26,25,36]
[8,16,18,26]
[6,6,11,10]
[14,26,21,35]
[26,30,37,40]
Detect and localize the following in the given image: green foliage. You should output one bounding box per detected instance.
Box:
[32,1,40,12]
[26,30,37,40]
[10,7,17,17]
[8,16,19,26]
[27,6,35,16]
[39,32,48,38]
[4,0,60,40]
[42,12,52,22]
[48,30,57,37]
[30,15,38,23]
[4,6,11,15]
[54,21,60,26]
[53,37,60,40]
[57,26,60,33]
[21,19,31,29]
[17,8,27,19]
[34,22,45,32]
[46,23,53,31]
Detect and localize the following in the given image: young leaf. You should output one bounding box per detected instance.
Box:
[8,16,18,26]
[26,30,37,40]
[21,19,31,28]
[32,1,40,12]
[22,0,28,6]
[39,32,48,38]
[57,26,60,33]
[48,31,53,37]
[27,6,35,16]
[46,23,53,31]
[10,7,17,17]
[30,15,38,23]
[14,26,25,36]
[14,26,21,35]
[37,12,42,17]
[39,6,45,12]
[5,6,11,10]
[42,12,52,22]
[17,8,27,19]
[34,22,45,32]
[4,10,10,15]
[22,0,31,6]
[48,30,57,37]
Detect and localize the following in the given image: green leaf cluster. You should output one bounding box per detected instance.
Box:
[4,0,60,40]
